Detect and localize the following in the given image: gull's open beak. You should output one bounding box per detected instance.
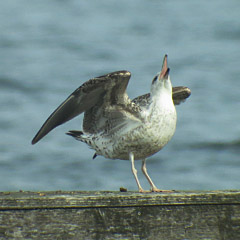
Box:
[159,54,170,80]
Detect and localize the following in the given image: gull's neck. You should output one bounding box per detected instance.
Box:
[150,77,173,107]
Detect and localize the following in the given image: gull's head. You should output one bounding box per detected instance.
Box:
[151,54,172,95]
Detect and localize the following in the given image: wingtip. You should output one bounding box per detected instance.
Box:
[172,86,191,105]
[31,131,45,145]
[31,136,38,145]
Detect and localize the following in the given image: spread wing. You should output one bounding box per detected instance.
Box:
[32,70,140,144]
[132,86,191,107]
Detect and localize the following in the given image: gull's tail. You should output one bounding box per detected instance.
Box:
[66,130,84,139]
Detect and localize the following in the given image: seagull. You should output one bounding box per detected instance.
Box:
[32,55,191,192]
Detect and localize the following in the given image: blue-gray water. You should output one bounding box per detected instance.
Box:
[0,0,240,191]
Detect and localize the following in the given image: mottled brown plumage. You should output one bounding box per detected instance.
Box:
[32,55,191,192]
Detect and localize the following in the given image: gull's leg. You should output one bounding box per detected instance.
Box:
[141,159,173,192]
[129,152,146,193]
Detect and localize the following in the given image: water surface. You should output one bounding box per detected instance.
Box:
[0,0,240,191]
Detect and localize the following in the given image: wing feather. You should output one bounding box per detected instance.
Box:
[32,70,132,144]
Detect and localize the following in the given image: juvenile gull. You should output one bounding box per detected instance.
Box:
[32,55,191,192]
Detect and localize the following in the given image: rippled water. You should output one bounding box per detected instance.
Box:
[0,0,240,191]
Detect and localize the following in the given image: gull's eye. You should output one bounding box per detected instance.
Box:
[152,75,158,84]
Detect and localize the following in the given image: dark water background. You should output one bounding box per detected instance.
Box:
[0,0,240,191]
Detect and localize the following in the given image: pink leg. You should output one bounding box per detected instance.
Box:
[141,159,173,192]
[129,152,146,193]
